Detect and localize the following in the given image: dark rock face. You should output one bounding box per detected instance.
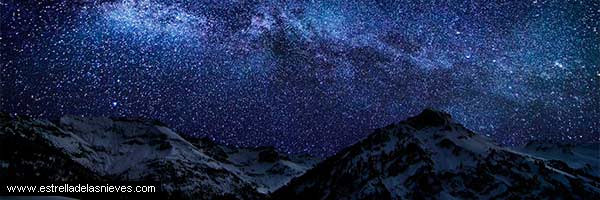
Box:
[271,109,599,200]
[404,108,452,129]
[258,148,280,163]
[0,115,105,183]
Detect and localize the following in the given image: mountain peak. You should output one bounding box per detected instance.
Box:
[1,115,319,198]
[403,108,453,129]
[272,109,599,199]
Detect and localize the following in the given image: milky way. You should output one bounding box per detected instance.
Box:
[2,0,599,156]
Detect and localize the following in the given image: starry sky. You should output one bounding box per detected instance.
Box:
[1,0,599,156]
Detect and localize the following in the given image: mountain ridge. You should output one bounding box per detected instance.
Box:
[271,109,599,199]
[0,112,318,199]
[1,110,598,199]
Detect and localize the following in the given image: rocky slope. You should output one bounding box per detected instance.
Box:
[272,109,600,199]
[0,113,317,199]
[184,137,318,194]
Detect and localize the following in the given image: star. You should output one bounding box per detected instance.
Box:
[554,61,565,69]
[2,0,598,156]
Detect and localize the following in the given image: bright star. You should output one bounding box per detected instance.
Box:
[554,61,565,69]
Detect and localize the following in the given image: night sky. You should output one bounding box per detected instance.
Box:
[2,0,599,156]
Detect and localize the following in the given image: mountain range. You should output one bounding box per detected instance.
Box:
[1,109,598,199]
[0,113,317,199]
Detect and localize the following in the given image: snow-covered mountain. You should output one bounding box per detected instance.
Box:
[2,110,598,199]
[184,137,318,194]
[518,141,599,183]
[272,109,600,199]
[0,113,317,199]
